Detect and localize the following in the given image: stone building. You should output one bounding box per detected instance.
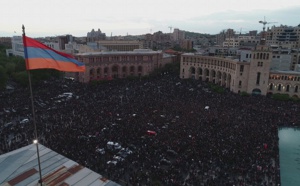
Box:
[87,28,106,42]
[180,44,300,97]
[72,49,175,83]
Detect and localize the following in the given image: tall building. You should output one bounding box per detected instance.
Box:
[87,28,106,42]
[172,28,185,42]
[248,30,258,36]
[9,36,24,57]
[225,29,235,39]
[266,25,300,48]
[216,29,236,46]
[152,31,172,50]
[181,39,193,50]
[58,35,74,50]
[216,30,226,46]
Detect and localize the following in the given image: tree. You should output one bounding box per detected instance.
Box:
[5,63,16,76]
[12,71,28,86]
[0,66,8,90]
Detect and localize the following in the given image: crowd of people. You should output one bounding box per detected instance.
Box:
[0,73,299,186]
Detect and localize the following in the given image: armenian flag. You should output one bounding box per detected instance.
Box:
[23,36,85,72]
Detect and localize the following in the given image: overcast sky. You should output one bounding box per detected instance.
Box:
[1,0,300,37]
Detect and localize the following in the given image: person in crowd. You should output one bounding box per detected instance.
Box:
[1,74,298,186]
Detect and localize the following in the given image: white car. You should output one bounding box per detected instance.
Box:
[107,160,117,165]
[20,119,29,124]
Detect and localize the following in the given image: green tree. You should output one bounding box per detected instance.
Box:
[271,93,290,101]
[0,66,8,90]
[12,71,29,86]
[5,63,16,76]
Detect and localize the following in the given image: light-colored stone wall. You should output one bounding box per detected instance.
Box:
[179,44,300,97]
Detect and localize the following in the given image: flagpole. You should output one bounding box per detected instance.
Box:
[22,25,43,186]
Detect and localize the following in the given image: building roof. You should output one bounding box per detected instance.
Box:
[0,144,120,186]
[77,49,162,56]
[270,70,300,75]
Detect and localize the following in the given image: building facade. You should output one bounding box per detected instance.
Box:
[172,28,185,42]
[266,25,300,48]
[8,36,24,57]
[180,45,300,97]
[87,28,106,42]
[73,49,173,83]
[96,40,143,51]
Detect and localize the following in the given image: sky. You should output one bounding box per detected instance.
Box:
[1,0,300,37]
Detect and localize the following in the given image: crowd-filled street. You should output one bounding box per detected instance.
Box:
[1,74,299,186]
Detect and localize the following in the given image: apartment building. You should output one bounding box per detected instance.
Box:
[96,40,143,51]
[266,25,300,48]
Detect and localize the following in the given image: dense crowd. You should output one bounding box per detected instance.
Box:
[0,74,299,186]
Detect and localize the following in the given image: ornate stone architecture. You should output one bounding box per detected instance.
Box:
[72,49,175,83]
[180,45,300,97]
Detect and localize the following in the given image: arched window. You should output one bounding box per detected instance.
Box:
[295,86,299,93]
[278,84,282,91]
[198,68,202,75]
[190,67,195,74]
[122,66,127,73]
[96,68,101,75]
[269,83,273,90]
[90,68,95,75]
[130,66,135,73]
[286,85,290,92]
[112,66,118,72]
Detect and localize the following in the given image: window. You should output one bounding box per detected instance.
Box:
[238,81,242,87]
[269,83,273,90]
[278,84,282,91]
[286,85,290,92]
[256,72,261,85]
[295,86,299,93]
[240,65,244,72]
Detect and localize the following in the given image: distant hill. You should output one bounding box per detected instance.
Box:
[185,31,215,39]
